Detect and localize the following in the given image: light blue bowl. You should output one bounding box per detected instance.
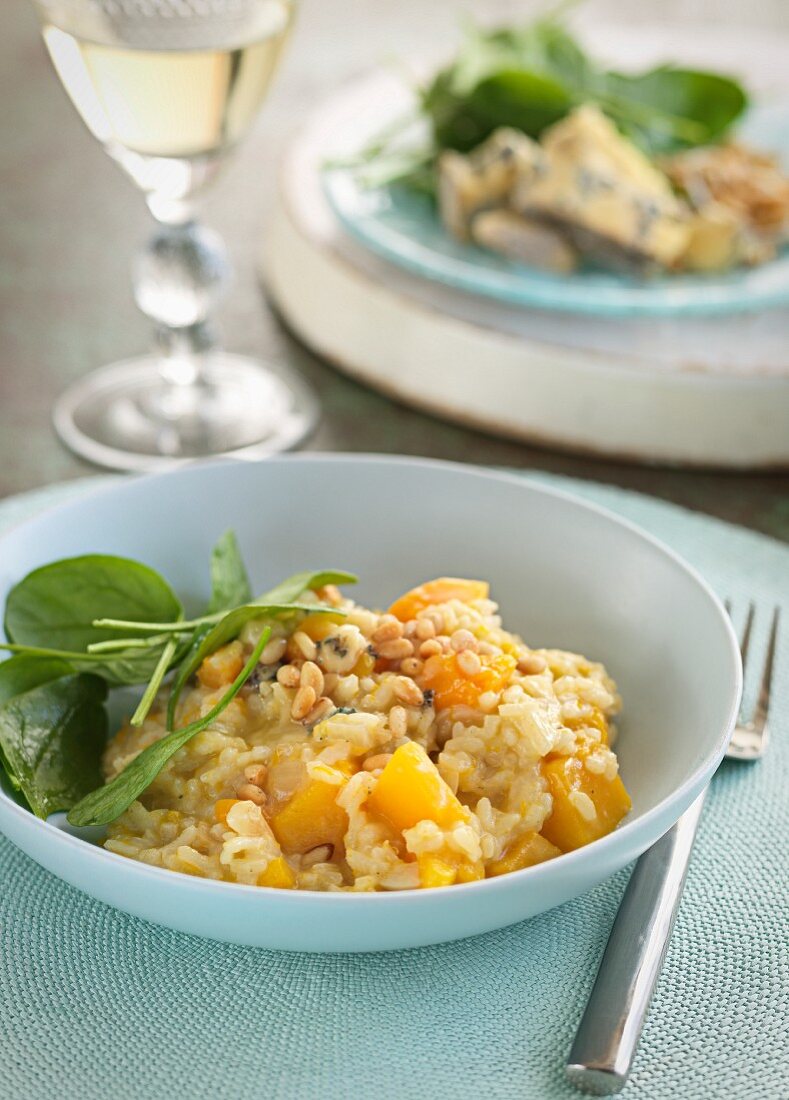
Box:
[324,103,789,318]
[0,457,741,951]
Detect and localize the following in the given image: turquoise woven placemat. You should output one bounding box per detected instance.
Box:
[1,473,787,1100]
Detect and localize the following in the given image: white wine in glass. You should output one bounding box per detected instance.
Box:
[33,0,317,471]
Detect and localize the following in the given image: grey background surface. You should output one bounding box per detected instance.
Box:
[1,0,788,538]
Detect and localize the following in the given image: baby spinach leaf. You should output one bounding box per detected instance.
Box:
[68,629,270,828]
[368,14,748,186]
[258,569,357,607]
[206,530,252,615]
[0,656,77,798]
[4,555,183,655]
[163,601,332,730]
[164,569,357,729]
[129,631,181,727]
[602,67,748,154]
[455,68,573,148]
[0,654,74,707]
[0,638,186,688]
[0,673,107,819]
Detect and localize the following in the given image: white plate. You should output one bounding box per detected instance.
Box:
[0,456,741,951]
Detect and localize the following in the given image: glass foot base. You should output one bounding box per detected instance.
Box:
[53,353,319,473]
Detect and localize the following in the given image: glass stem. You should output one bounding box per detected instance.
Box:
[132,206,231,428]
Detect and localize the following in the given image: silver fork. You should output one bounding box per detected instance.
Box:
[565,601,780,1096]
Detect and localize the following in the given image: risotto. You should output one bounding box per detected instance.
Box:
[103,578,631,890]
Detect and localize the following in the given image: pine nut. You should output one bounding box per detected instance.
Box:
[419,639,442,659]
[300,660,324,695]
[363,753,393,772]
[276,664,301,688]
[302,844,334,867]
[237,783,267,806]
[415,618,436,640]
[393,676,424,706]
[389,705,408,737]
[292,631,317,661]
[304,696,334,727]
[477,641,498,656]
[322,672,339,695]
[451,629,478,653]
[291,685,317,720]
[372,618,404,644]
[403,620,419,639]
[315,584,342,606]
[243,764,268,787]
[436,635,452,652]
[260,637,287,665]
[457,649,482,677]
[377,638,414,661]
[400,656,423,677]
[518,653,547,675]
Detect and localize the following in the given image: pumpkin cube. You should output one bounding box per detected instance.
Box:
[366,741,467,832]
[197,641,245,688]
[541,753,631,852]
[257,856,296,889]
[487,831,561,877]
[418,650,516,711]
[417,854,458,889]
[270,778,349,854]
[388,578,489,622]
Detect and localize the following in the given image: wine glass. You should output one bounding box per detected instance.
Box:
[32,0,317,471]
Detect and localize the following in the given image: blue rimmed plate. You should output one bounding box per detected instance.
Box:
[323,103,789,318]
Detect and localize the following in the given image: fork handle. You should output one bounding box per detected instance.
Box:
[565,789,708,1095]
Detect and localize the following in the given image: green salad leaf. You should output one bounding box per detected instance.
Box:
[600,67,748,154]
[165,567,356,730]
[206,530,253,615]
[255,569,357,607]
[421,17,747,155]
[3,555,184,685]
[0,654,74,708]
[352,13,748,191]
[0,539,358,826]
[166,568,356,730]
[0,671,107,818]
[0,656,77,801]
[67,628,271,828]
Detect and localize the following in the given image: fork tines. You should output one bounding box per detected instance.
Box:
[724,600,780,761]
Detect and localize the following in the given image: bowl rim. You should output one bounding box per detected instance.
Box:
[0,453,743,904]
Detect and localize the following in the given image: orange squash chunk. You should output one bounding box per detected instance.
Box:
[388,578,489,622]
[418,651,516,711]
[455,861,485,883]
[487,832,561,877]
[294,612,346,641]
[197,641,245,688]
[257,856,296,889]
[417,851,484,888]
[270,778,348,855]
[367,742,467,833]
[286,612,346,661]
[541,752,631,852]
[214,798,239,825]
[417,854,457,889]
